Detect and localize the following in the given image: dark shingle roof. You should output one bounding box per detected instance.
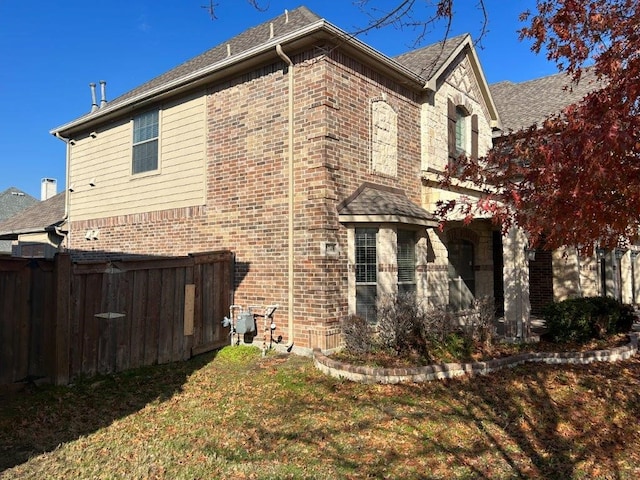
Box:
[0,188,39,253]
[0,192,66,238]
[0,188,38,221]
[338,183,437,226]
[73,7,322,120]
[394,33,469,80]
[54,8,484,136]
[490,69,602,132]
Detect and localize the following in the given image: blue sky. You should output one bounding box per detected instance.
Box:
[0,0,553,199]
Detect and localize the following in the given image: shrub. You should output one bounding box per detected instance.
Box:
[341,294,499,363]
[341,314,374,354]
[376,292,428,356]
[543,297,635,343]
[459,296,496,347]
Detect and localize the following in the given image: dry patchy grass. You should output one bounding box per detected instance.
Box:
[1,345,639,479]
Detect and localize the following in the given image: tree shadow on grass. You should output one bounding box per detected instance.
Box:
[0,350,218,473]
[389,359,640,478]
[231,355,640,479]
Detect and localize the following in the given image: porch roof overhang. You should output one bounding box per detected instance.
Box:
[338,183,438,228]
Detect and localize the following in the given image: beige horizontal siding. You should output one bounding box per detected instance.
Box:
[69,92,206,221]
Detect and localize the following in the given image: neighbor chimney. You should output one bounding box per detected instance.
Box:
[99,80,107,108]
[90,83,98,112]
[41,178,57,201]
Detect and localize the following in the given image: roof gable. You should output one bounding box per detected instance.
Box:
[395,34,499,126]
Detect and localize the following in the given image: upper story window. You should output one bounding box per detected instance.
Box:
[455,106,469,154]
[132,110,159,174]
[447,99,479,173]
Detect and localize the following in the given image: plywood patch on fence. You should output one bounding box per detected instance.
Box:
[184,284,195,336]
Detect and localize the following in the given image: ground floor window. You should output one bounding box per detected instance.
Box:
[355,228,378,322]
[397,229,416,295]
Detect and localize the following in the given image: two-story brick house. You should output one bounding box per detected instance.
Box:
[51,6,535,352]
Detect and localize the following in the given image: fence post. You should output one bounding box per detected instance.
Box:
[54,253,71,385]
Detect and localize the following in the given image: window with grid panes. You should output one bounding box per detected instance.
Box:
[355,228,378,322]
[132,110,159,174]
[397,230,416,294]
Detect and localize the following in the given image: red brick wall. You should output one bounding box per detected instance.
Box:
[529,250,554,316]
[69,44,424,349]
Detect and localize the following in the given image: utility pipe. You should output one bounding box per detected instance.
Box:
[54,132,72,252]
[276,44,295,351]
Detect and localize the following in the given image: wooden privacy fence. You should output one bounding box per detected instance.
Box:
[0,251,233,386]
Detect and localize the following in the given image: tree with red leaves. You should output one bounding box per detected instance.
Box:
[439,0,640,253]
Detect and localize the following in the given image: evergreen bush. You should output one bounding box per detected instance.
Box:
[543,296,635,343]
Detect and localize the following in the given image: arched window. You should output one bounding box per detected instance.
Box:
[447,99,479,174]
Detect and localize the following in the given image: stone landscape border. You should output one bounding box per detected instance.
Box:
[313,333,639,384]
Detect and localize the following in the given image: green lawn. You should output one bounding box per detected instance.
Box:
[1,346,639,479]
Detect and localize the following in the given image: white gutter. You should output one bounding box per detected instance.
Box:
[54,132,71,252]
[276,43,295,351]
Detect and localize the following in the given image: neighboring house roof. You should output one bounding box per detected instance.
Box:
[52,6,499,136]
[0,192,66,240]
[490,69,602,133]
[0,187,38,221]
[0,187,38,253]
[338,183,438,227]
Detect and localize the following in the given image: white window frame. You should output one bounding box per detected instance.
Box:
[397,229,416,295]
[132,109,160,175]
[355,228,378,322]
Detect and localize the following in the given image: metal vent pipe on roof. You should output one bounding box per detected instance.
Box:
[99,80,107,108]
[90,83,98,112]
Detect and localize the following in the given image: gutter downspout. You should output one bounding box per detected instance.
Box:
[54,132,72,252]
[276,44,295,351]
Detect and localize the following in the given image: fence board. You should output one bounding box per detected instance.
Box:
[115,270,132,373]
[81,273,104,377]
[129,269,146,370]
[157,268,174,364]
[144,268,161,366]
[54,254,71,385]
[171,268,185,363]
